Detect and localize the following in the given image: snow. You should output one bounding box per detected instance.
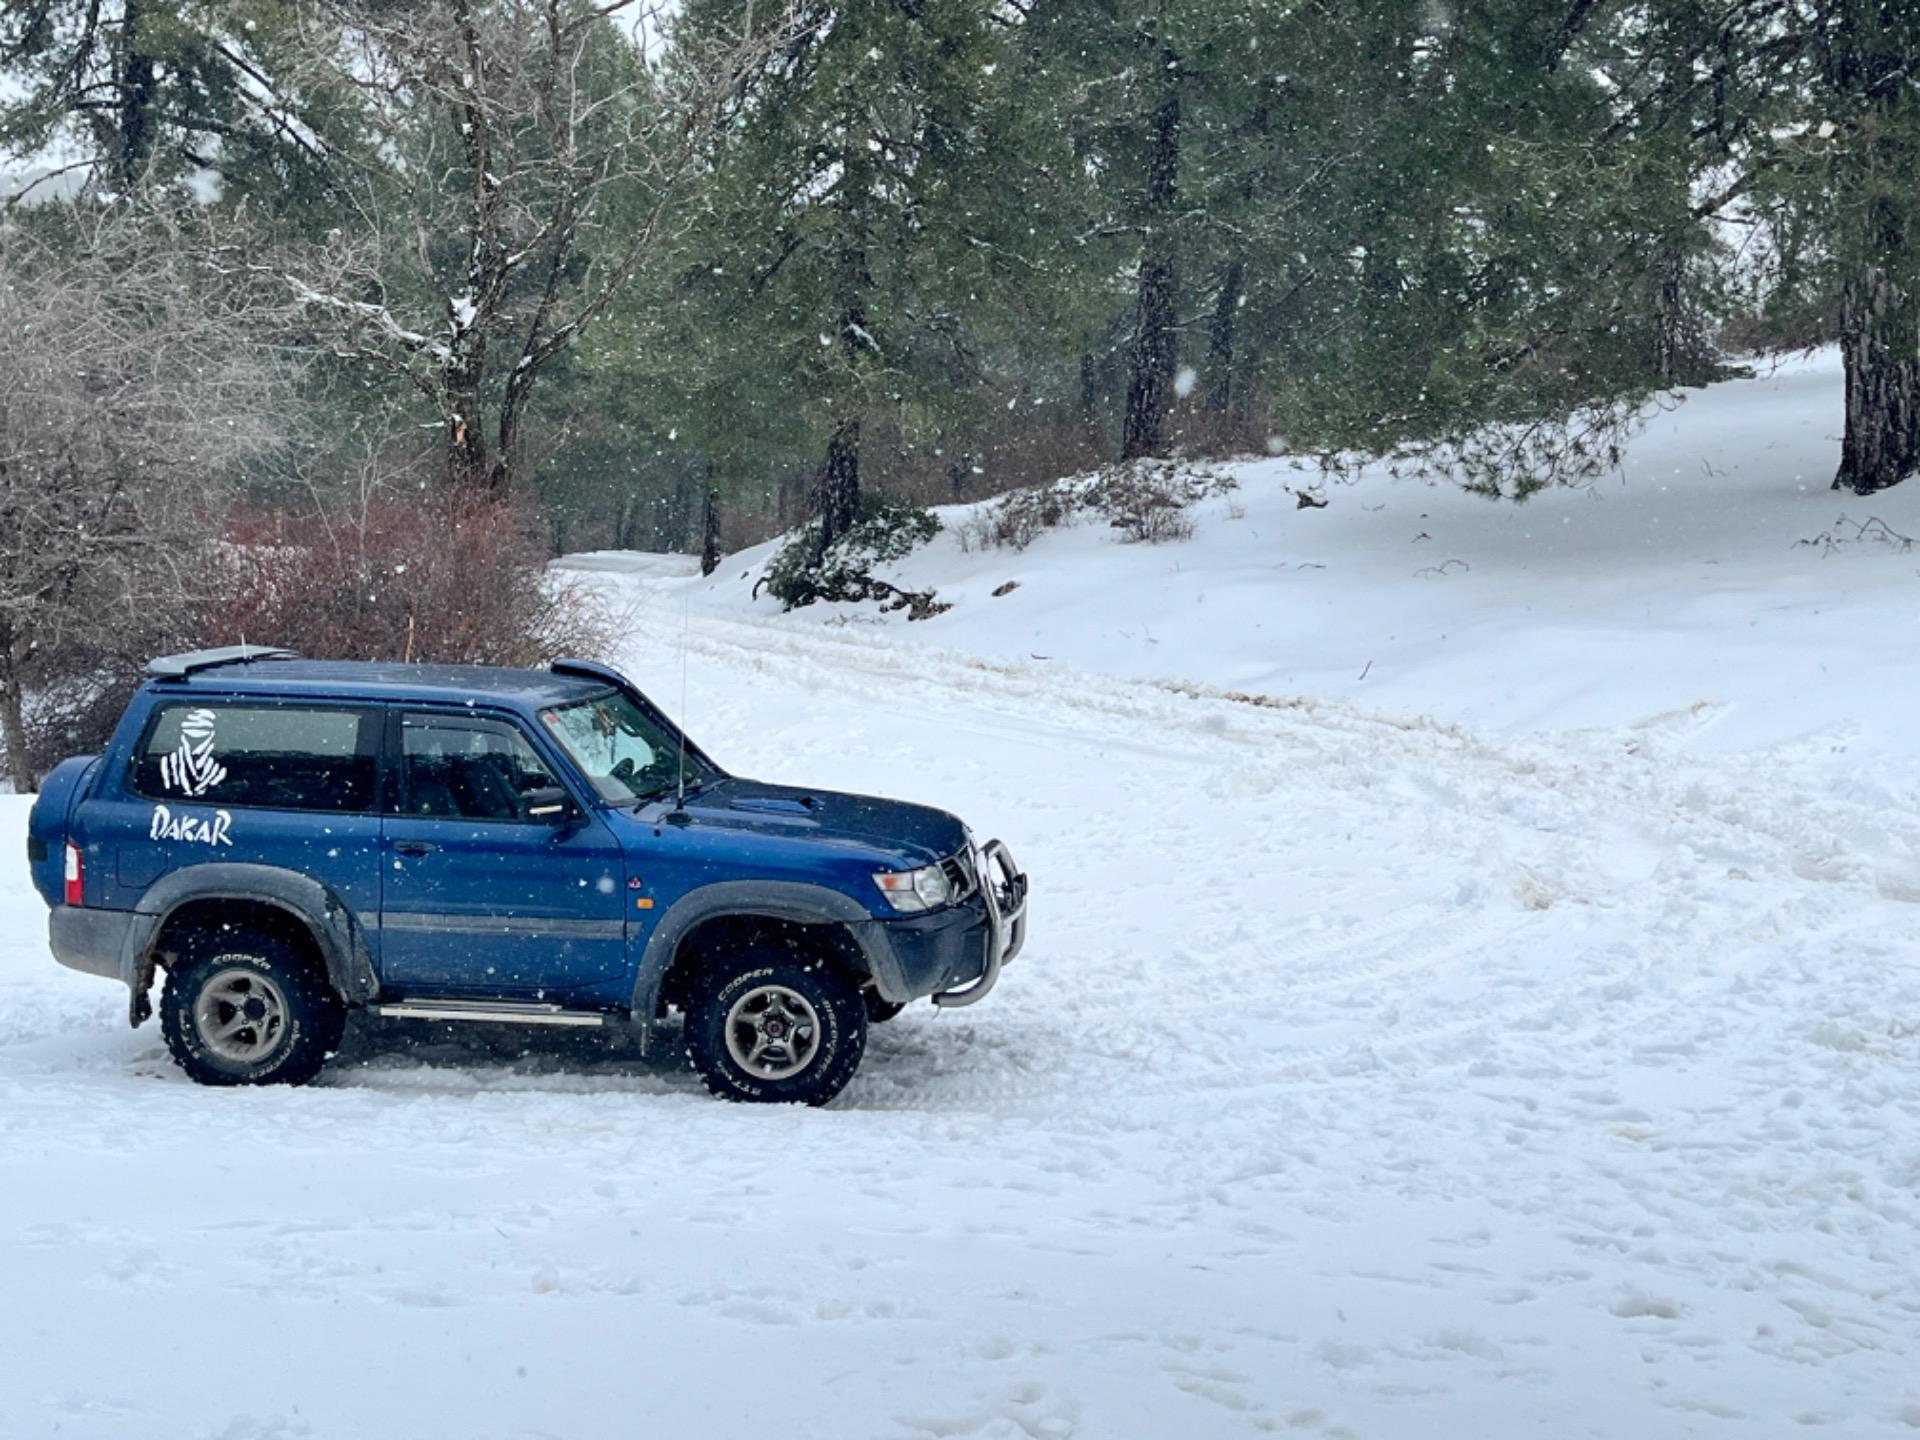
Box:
[628,347,1920,760]
[8,350,1920,1436]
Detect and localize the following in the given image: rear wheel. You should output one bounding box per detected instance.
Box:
[685,947,866,1105]
[160,931,345,1087]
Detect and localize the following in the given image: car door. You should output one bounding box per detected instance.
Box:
[378,709,629,997]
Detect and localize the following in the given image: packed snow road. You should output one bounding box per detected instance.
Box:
[6,594,1920,1438]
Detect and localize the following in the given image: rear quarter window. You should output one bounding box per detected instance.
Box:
[131,703,378,814]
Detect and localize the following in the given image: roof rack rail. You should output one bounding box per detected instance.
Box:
[146,645,299,679]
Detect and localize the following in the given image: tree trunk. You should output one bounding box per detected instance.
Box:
[1654,244,1687,384]
[1122,254,1178,460]
[114,0,159,190]
[1653,240,1715,387]
[492,379,534,497]
[1121,49,1182,462]
[700,488,722,575]
[1825,2,1920,494]
[667,468,701,550]
[1205,256,1245,416]
[1078,353,1101,430]
[778,469,805,528]
[445,379,492,494]
[0,626,33,793]
[812,419,862,554]
[811,148,875,541]
[1833,267,1920,494]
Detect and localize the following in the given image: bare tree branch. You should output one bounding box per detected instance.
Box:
[275,0,814,494]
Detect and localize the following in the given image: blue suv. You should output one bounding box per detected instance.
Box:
[25,647,1027,1104]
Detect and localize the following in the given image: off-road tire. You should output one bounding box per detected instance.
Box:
[685,947,866,1105]
[863,992,908,1024]
[160,930,346,1087]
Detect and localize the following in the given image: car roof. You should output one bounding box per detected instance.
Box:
[145,658,610,709]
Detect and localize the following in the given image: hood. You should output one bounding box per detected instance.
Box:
[630,777,968,869]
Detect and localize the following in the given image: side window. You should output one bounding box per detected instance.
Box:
[133,704,378,813]
[398,713,561,823]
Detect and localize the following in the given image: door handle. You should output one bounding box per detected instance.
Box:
[393,840,438,857]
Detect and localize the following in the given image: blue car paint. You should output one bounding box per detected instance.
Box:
[26,755,100,904]
[29,659,979,1011]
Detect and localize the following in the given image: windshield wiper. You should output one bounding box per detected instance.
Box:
[628,780,677,810]
[629,773,711,811]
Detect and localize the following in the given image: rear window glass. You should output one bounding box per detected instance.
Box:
[132,704,377,814]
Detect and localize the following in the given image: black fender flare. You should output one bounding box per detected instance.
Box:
[630,880,900,1020]
[134,863,381,1005]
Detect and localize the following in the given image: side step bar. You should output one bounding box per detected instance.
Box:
[372,1000,615,1029]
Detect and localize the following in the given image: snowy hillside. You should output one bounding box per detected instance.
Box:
[6,351,1920,1438]
[582,347,1920,759]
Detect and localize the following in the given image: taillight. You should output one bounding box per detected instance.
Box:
[63,842,84,907]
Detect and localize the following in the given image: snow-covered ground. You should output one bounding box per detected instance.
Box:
[7,349,1920,1438]
[582,347,1920,760]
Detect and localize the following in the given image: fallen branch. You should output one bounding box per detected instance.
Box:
[1794,514,1915,556]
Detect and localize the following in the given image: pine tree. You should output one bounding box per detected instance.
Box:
[665,0,1062,545]
[0,0,352,214]
[1820,2,1920,492]
[1631,0,1919,492]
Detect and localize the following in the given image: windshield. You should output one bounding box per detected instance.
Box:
[539,692,710,804]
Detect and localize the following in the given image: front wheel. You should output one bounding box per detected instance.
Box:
[685,949,866,1105]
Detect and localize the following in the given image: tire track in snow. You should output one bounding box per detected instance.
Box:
[850,911,1542,1117]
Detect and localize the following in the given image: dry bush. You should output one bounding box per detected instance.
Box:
[15,588,204,784]
[1087,463,1215,543]
[957,461,1237,552]
[0,204,295,789]
[210,495,620,669]
[955,485,1078,552]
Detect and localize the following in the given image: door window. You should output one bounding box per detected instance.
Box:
[397,713,563,823]
[132,704,378,813]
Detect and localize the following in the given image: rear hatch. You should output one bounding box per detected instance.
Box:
[26,755,101,908]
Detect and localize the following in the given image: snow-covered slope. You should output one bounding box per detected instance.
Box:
[590,347,1920,759]
[6,351,1920,1439]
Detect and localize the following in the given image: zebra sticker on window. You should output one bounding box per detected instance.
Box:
[159,707,228,797]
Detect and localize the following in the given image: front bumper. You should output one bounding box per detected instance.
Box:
[931,839,1026,1007]
[863,840,1027,1008]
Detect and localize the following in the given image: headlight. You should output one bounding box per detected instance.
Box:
[873,862,953,913]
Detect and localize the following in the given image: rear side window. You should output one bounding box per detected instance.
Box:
[132,703,378,814]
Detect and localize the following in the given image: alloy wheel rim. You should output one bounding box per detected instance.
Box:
[723,984,822,1080]
[193,967,289,1064]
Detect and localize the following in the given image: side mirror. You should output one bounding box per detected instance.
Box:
[524,785,574,824]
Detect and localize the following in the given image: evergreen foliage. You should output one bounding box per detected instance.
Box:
[762,494,943,613]
[0,0,1915,560]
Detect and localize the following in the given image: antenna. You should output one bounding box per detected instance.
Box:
[673,577,691,810]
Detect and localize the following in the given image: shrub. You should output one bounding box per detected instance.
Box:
[761,495,948,619]
[12,591,201,786]
[5,494,618,788]
[955,484,1077,552]
[209,494,619,669]
[957,461,1236,552]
